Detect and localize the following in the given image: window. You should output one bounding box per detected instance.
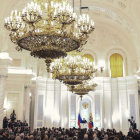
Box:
[110,53,123,78]
[83,54,94,62]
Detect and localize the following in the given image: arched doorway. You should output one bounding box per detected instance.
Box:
[77,95,94,126]
[80,98,91,122]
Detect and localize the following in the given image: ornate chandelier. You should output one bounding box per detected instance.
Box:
[51,53,97,85]
[4,0,95,71]
[68,82,97,99]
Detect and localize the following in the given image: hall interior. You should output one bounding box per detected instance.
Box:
[0,0,140,133]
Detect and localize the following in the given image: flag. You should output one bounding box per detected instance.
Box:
[89,121,93,129]
[88,113,93,129]
[78,113,82,128]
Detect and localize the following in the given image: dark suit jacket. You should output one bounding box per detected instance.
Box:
[82,120,87,123]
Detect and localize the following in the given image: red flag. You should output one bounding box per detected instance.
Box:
[88,113,93,129]
[78,113,82,128]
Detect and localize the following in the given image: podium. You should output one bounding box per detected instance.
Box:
[80,123,88,129]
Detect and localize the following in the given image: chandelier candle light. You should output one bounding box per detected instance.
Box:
[51,52,97,86]
[4,0,95,72]
[68,81,97,99]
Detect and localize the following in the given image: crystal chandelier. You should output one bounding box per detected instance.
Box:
[68,82,97,99]
[51,52,97,86]
[4,0,95,71]
[69,83,97,95]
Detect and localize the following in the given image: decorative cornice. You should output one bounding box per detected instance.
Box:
[0,53,12,77]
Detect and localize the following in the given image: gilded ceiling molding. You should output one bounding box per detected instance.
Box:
[89,6,134,33]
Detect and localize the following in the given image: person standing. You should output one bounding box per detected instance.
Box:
[3,116,8,128]
[10,110,16,122]
[93,133,99,140]
[133,120,137,130]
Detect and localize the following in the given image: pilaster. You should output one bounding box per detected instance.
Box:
[103,77,112,129]
[0,53,12,128]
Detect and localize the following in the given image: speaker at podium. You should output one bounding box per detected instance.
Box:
[80,118,88,129]
[81,118,87,123]
[80,123,88,129]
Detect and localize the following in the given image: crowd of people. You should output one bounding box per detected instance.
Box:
[1,111,140,140]
[128,116,137,130]
[3,110,28,129]
[0,126,140,140]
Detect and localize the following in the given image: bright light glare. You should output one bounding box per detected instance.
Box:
[0,52,12,60]
[8,67,35,75]
[3,102,11,110]
[98,60,105,68]
[125,109,129,118]
[29,93,32,97]
[112,112,119,124]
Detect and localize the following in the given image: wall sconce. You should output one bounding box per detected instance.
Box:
[98,60,105,72]
[29,93,32,97]
[100,66,104,72]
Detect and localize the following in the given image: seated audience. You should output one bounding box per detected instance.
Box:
[1,116,140,140]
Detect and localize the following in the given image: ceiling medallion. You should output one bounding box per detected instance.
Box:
[4,0,95,71]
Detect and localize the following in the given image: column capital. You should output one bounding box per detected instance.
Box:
[0,52,12,77]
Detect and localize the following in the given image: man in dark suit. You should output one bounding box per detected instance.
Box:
[127,128,134,137]
[3,116,8,128]
[10,110,16,122]
[133,121,137,130]
[82,118,87,123]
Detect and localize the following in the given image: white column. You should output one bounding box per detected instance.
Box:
[30,81,36,129]
[138,92,140,129]
[126,76,139,129]
[23,86,31,124]
[53,80,61,127]
[0,53,12,128]
[103,77,112,129]
[34,77,46,128]
[60,83,69,128]
[111,78,120,130]
[93,77,103,129]
[34,78,65,128]
[93,77,104,128]
[0,76,6,128]
[45,78,55,128]
[69,92,76,128]
[118,77,129,132]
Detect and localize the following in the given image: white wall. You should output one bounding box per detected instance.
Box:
[32,75,139,132]
[34,78,69,128]
[1,70,138,132]
[68,76,139,133]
